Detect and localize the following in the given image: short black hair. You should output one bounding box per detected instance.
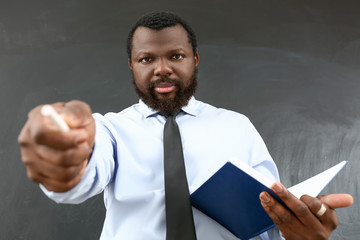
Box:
[126,11,197,59]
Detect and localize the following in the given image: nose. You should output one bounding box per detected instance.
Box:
[153,58,173,76]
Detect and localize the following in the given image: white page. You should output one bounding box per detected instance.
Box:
[288,161,347,198]
[230,158,347,199]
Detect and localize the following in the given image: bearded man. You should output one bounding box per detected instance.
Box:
[18,11,353,240]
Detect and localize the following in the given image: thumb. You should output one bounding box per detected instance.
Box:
[60,100,95,150]
[319,193,354,209]
[59,100,93,128]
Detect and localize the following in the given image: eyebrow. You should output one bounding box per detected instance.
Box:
[133,51,153,58]
[171,48,186,52]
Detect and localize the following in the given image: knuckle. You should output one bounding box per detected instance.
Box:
[26,169,40,182]
[21,154,35,165]
[21,156,30,164]
[52,145,87,167]
[52,153,66,165]
[61,166,79,181]
[58,162,85,182]
[39,146,75,168]
[272,215,283,225]
[64,148,79,165]
[17,133,26,146]
[307,198,319,212]
[78,145,91,162]
[49,179,75,193]
[69,145,90,164]
[47,148,74,166]
[294,203,309,217]
[280,211,292,223]
[63,177,80,190]
[52,150,72,166]
[60,149,78,166]
[18,126,30,146]
[308,200,318,210]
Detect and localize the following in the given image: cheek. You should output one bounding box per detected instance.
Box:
[133,68,151,89]
[179,65,196,84]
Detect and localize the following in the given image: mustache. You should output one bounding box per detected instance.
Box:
[150,77,180,87]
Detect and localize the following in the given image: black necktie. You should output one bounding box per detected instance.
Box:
[163,111,197,240]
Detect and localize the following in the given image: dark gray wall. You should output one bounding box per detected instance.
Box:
[1,0,359,239]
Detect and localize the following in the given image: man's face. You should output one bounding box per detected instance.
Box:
[129,24,199,113]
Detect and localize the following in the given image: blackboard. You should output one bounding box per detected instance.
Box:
[1,1,359,239]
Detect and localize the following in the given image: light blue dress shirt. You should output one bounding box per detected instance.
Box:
[41,97,282,240]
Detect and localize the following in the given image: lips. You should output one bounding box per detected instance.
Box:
[153,81,177,94]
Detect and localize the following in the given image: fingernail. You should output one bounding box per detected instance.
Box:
[273,183,283,193]
[260,192,271,203]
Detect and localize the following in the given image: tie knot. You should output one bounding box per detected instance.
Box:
[160,110,181,119]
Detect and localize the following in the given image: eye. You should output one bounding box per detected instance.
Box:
[139,57,152,63]
[172,54,184,60]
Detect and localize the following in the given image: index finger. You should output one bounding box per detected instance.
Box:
[271,182,319,225]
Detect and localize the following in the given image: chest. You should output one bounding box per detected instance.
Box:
[111,116,252,196]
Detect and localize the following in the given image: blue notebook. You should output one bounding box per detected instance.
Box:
[190,159,347,240]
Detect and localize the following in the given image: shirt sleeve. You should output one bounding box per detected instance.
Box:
[255,227,284,240]
[243,117,280,183]
[40,113,116,204]
[242,118,284,240]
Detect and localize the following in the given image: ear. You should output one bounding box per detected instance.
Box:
[194,52,200,67]
[128,58,133,70]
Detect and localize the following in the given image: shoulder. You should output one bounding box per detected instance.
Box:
[194,99,251,124]
[92,102,144,128]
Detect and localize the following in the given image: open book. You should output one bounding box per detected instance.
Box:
[190,159,347,240]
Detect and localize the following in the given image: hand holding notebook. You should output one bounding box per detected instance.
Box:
[191,160,351,239]
[260,180,353,240]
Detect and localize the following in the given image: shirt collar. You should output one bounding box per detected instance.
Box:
[139,96,199,118]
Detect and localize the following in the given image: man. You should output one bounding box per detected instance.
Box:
[18,11,352,239]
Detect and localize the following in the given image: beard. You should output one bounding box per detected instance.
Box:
[132,70,198,113]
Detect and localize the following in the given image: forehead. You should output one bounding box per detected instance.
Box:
[131,25,192,55]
